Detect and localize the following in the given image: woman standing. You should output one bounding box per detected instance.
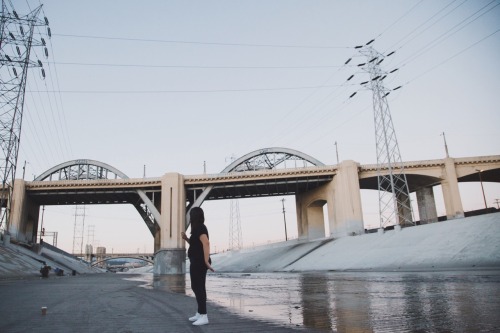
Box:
[181,206,214,326]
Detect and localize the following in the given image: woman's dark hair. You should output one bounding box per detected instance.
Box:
[190,207,205,226]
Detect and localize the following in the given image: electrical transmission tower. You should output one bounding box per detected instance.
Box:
[229,199,242,250]
[0,1,50,230]
[227,155,242,250]
[72,205,86,256]
[358,45,414,228]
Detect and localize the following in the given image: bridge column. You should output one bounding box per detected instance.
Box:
[9,180,40,244]
[153,173,186,275]
[296,188,330,240]
[396,191,413,226]
[331,160,364,237]
[295,160,364,239]
[441,158,464,219]
[416,186,438,224]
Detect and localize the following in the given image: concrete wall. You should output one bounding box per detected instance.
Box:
[9,180,40,244]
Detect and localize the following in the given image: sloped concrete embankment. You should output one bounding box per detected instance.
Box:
[0,240,102,279]
[213,213,500,272]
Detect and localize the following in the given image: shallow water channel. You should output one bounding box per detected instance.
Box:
[141,270,500,332]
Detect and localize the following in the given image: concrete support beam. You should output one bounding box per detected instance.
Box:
[295,160,364,240]
[416,187,438,224]
[441,158,464,219]
[331,160,364,237]
[396,191,413,226]
[295,189,328,240]
[154,173,186,275]
[9,180,40,244]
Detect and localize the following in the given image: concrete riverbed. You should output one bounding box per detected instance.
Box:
[135,270,500,332]
[0,273,311,333]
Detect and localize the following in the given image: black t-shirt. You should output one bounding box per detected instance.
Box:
[188,224,209,264]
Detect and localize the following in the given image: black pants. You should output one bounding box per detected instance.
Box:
[190,263,208,314]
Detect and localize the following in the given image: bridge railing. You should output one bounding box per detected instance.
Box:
[187,165,339,181]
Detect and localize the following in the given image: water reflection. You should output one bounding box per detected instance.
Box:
[300,274,332,330]
[202,271,500,332]
[152,274,186,294]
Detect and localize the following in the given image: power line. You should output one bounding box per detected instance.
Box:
[48,61,342,70]
[403,28,500,86]
[27,83,353,94]
[395,0,499,69]
[52,33,351,49]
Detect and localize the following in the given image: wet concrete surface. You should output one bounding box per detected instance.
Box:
[0,273,309,332]
[146,270,500,332]
[3,270,499,332]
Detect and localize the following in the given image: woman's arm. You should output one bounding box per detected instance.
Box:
[200,234,215,272]
[181,232,190,244]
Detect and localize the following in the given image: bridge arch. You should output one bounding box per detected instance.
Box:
[33,159,161,236]
[187,147,325,226]
[35,159,129,181]
[222,147,325,173]
[91,256,154,267]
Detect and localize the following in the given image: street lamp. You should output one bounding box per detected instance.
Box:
[475,169,488,209]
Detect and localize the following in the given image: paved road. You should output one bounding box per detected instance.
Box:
[0,273,312,333]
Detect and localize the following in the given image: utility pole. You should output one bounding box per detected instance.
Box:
[39,205,45,243]
[281,198,288,241]
[441,132,450,158]
[476,169,487,209]
[0,1,50,230]
[334,141,339,164]
[494,199,500,209]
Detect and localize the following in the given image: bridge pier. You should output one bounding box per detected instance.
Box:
[296,160,364,239]
[9,180,40,244]
[153,173,186,275]
[441,158,465,219]
[416,187,438,224]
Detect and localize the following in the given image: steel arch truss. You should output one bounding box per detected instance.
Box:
[34,160,160,236]
[34,159,128,181]
[222,147,324,173]
[187,148,325,225]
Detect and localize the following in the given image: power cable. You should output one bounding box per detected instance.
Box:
[374,0,425,40]
[396,0,499,69]
[27,83,350,94]
[52,33,352,49]
[47,61,342,70]
[404,28,500,85]
[384,0,468,54]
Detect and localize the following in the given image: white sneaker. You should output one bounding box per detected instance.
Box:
[188,312,201,322]
[192,314,209,326]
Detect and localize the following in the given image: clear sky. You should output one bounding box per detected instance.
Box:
[7,0,500,254]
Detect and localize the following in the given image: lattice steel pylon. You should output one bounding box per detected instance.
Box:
[0,1,49,230]
[229,199,242,251]
[227,155,242,251]
[359,46,414,228]
[72,205,86,256]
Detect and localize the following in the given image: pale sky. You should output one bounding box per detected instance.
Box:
[8,0,500,254]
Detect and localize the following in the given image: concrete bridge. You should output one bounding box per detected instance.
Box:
[5,147,500,274]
